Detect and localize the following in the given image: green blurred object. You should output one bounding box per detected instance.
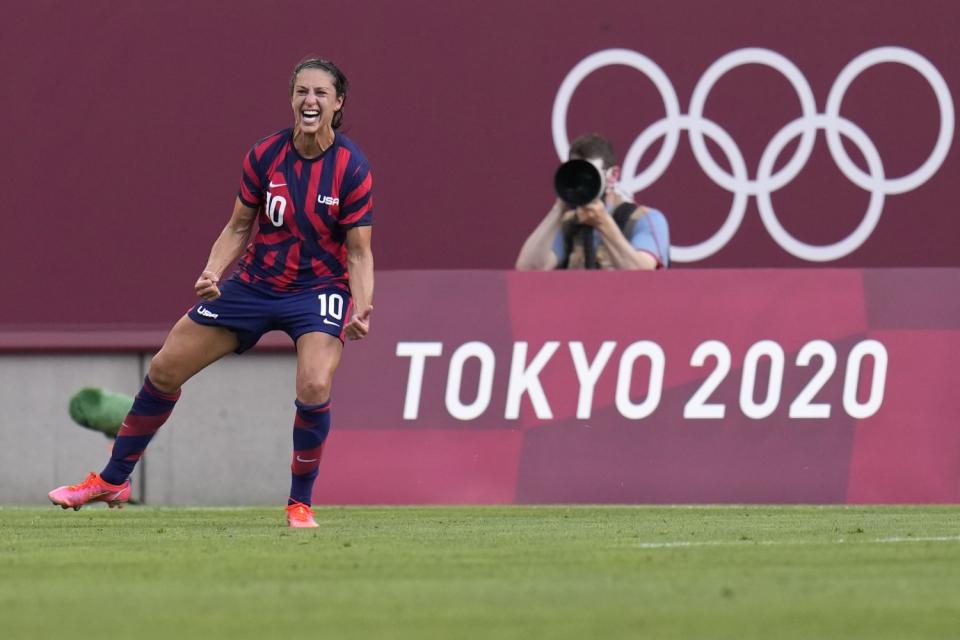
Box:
[68,387,134,439]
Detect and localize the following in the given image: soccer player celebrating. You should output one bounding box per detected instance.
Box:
[49,58,374,528]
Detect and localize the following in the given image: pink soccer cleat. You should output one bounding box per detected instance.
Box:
[286,501,319,528]
[48,472,131,511]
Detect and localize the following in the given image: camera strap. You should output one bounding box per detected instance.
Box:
[612,202,639,232]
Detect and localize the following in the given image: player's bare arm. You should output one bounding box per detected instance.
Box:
[195,198,259,300]
[344,225,374,340]
[515,199,567,270]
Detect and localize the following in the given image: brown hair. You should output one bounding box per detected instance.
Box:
[569,133,616,169]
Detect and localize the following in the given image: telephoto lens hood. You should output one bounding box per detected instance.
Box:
[554,159,605,207]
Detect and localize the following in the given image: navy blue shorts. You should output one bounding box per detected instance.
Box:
[187,278,352,353]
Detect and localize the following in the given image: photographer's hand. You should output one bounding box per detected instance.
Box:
[550,198,571,217]
[590,203,659,270]
[575,200,610,228]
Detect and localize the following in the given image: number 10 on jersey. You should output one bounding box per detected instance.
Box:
[265,192,287,227]
[318,292,345,321]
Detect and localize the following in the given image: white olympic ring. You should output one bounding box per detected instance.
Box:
[552,47,954,262]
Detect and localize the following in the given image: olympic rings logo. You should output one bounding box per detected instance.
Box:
[552,48,954,262]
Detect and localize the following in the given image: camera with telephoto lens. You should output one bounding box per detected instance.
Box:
[553,159,605,207]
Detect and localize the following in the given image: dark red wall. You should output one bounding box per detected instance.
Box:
[2,1,958,327]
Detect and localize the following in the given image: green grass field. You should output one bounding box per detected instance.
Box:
[1,505,958,639]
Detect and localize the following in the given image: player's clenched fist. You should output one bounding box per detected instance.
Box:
[195,270,221,300]
[344,306,373,341]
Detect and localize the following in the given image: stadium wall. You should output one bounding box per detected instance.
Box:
[2,269,958,505]
[1,1,959,332]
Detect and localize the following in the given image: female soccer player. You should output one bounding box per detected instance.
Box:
[49,58,374,528]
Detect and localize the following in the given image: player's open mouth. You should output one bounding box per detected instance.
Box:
[301,110,320,124]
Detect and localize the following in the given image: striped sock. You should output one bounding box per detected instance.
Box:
[289,399,331,506]
[100,376,180,485]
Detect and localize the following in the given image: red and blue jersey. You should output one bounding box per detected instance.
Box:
[235,128,373,292]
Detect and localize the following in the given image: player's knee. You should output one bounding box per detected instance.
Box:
[297,376,332,404]
[147,356,185,394]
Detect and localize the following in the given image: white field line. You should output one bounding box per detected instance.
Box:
[637,536,960,549]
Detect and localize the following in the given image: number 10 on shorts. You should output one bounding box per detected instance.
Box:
[318,292,345,323]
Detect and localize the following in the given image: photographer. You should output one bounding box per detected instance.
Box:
[515,133,669,270]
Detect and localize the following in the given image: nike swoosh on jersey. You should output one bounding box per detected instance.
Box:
[269,181,286,188]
